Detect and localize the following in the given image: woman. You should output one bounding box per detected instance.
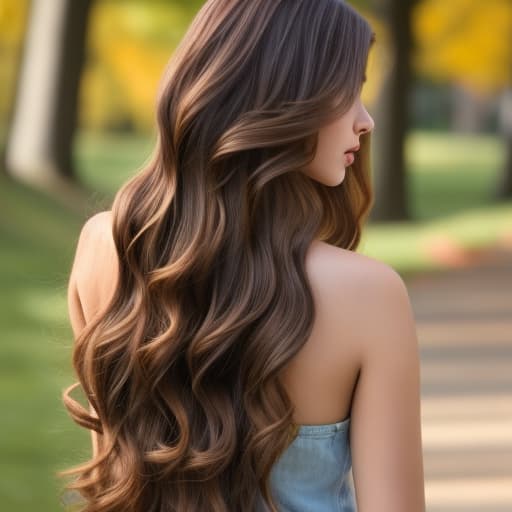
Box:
[61,0,426,511]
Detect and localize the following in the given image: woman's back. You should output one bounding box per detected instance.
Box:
[279,239,364,427]
[68,211,425,511]
[269,239,425,511]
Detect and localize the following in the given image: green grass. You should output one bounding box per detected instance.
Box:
[73,130,156,197]
[358,131,512,276]
[1,129,511,511]
[0,174,90,510]
[407,131,506,219]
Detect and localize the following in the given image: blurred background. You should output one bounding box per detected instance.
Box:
[0,0,511,510]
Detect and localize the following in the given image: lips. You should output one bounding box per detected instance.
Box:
[345,144,360,154]
[344,144,359,166]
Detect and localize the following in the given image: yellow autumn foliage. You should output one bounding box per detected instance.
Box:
[413,0,512,93]
[1,0,511,133]
[0,0,29,123]
[80,1,192,132]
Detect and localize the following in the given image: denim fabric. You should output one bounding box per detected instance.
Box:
[256,417,355,511]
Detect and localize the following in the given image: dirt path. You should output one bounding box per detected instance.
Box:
[406,245,512,512]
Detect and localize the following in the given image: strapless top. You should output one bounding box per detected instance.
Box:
[256,416,355,511]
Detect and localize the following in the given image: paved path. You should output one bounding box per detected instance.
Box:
[406,246,512,512]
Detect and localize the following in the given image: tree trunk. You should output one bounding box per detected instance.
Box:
[4,0,92,205]
[496,89,512,199]
[369,0,416,222]
[0,3,30,176]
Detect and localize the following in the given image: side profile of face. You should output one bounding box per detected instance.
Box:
[303,94,375,187]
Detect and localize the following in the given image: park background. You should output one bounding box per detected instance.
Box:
[0,0,511,510]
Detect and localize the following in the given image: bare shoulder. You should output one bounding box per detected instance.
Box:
[309,241,417,362]
[306,239,402,281]
[74,210,116,275]
[81,210,114,243]
[306,240,425,511]
[305,239,410,343]
[68,210,118,328]
[303,239,412,373]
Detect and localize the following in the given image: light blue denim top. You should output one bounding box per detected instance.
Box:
[256,416,355,511]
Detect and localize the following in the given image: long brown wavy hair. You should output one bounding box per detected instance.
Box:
[60,0,375,510]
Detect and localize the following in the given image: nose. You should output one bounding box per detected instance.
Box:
[356,104,374,135]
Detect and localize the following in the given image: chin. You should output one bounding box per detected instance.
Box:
[328,168,346,186]
[303,168,346,187]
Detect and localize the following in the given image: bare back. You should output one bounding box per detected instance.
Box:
[280,240,365,425]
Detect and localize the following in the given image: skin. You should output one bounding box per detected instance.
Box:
[298,241,426,511]
[303,86,375,187]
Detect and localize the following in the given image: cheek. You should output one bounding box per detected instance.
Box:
[306,140,346,182]
[302,117,352,183]
[323,119,350,154]
[314,129,342,165]
[317,130,345,168]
